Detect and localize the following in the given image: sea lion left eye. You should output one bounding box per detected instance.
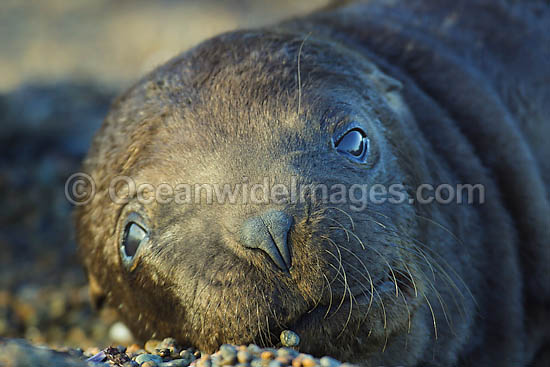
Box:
[120,222,147,267]
[334,128,369,163]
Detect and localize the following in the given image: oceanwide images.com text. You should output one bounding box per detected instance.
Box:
[65,173,486,210]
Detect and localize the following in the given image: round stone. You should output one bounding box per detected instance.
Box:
[237,350,252,364]
[109,321,134,344]
[145,340,161,353]
[301,357,316,367]
[319,357,340,367]
[261,351,275,360]
[280,330,300,347]
[159,360,190,367]
[136,353,164,365]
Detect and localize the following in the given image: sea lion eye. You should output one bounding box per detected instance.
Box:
[120,221,148,269]
[334,128,369,163]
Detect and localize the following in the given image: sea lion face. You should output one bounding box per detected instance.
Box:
[77,31,450,362]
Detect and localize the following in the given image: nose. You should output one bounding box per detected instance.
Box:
[240,210,293,272]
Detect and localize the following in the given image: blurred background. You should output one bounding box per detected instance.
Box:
[0,0,328,350]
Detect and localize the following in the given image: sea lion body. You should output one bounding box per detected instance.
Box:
[76,0,550,365]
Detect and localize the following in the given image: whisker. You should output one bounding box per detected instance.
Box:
[326,206,356,231]
[296,33,311,114]
[423,293,438,340]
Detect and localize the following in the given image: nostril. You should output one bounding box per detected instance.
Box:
[240,210,293,272]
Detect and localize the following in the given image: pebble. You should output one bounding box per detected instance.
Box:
[157,348,172,358]
[280,330,300,347]
[76,338,354,367]
[237,350,252,364]
[261,351,275,360]
[320,357,340,367]
[136,353,164,365]
[109,321,134,344]
[276,356,291,365]
[196,357,212,367]
[159,360,190,367]
[247,344,262,355]
[250,359,264,367]
[180,349,196,363]
[158,337,182,357]
[145,339,161,353]
[219,344,237,365]
[301,357,317,367]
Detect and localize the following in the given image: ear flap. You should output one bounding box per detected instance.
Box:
[88,273,106,310]
[368,70,412,119]
[371,70,403,94]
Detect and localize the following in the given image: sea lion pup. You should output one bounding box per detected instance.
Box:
[76,0,550,365]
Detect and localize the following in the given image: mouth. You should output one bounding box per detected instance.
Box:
[287,269,419,339]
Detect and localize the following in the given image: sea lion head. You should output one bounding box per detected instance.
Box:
[76,30,472,363]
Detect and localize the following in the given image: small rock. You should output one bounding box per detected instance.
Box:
[280,330,300,347]
[156,348,171,358]
[126,344,142,357]
[319,357,340,367]
[196,357,212,367]
[141,361,158,367]
[237,350,252,364]
[302,357,316,367]
[109,321,134,344]
[136,353,164,365]
[86,350,106,363]
[219,344,237,365]
[117,345,128,354]
[145,340,161,353]
[180,349,196,363]
[158,337,181,357]
[269,360,283,367]
[292,357,302,367]
[276,356,291,366]
[247,344,261,355]
[159,360,190,367]
[261,351,275,360]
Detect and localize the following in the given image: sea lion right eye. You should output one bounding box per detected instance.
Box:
[120,221,148,270]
